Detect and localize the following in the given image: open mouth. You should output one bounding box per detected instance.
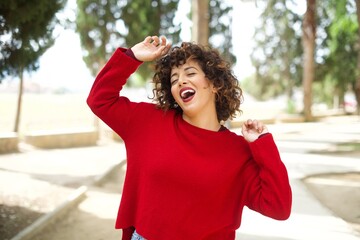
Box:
[180,88,196,102]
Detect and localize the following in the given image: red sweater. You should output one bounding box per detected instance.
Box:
[87,48,292,240]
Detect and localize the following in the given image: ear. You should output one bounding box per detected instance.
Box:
[212,86,218,93]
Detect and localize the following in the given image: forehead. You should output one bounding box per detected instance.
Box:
[170,59,200,74]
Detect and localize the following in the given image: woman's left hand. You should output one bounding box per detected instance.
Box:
[241,119,269,142]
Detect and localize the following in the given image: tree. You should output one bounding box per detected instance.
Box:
[302,0,316,121]
[76,0,181,82]
[0,0,67,132]
[76,0,124,78]
[208,0,235,64]
[355,0,360,114]
[121,0,181,81]
[191,0,235,64]
[249,0,302,101]
[316,0,358,108]
[192,0,209,45]
[77,0,235,83]
[244,0,358,116]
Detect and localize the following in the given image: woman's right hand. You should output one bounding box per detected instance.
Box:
[131,36,171,62]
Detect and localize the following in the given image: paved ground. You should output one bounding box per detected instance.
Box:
[0,139,127,240]
[1,115,360,240]
[235,116,360,240]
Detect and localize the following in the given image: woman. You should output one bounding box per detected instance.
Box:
[87,36,292,240]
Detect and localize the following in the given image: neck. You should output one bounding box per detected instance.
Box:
[182,113,221,132]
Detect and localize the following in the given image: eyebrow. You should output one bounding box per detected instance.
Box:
[170,66,198,79]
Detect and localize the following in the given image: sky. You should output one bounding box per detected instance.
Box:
[3,0,262,93]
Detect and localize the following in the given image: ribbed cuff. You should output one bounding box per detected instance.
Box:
[125,48,142,62]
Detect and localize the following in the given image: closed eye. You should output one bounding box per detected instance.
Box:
[171,79,178,85]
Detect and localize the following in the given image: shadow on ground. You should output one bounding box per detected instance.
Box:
[0,205,42,240]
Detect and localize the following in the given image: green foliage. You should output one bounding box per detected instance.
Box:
[312,75,337,106]
[248,0,359,108]
[122,0,181,46]
[121,0,181,81]
[76,0,235,81]
[316,0,358,106]
[249,0,303,101]
[242,72,287,101]
[0,0,67,81]
[76,0,180,80]
[286,98,296,114]
[76,0,124,77]
[208,0,235,64]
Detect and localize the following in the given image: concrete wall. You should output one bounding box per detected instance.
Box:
[24,129,99,149]
[0,132,19,153]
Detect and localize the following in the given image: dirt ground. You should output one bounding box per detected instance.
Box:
[0,170,76,240]
[31,163,126,240]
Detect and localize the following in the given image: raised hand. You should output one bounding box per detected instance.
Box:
[131,36,172,62]
[241,119,269,142]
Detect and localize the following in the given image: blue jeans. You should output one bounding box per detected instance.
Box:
[131,230,146,240]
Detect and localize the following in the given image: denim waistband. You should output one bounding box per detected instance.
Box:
[131,230,146,240]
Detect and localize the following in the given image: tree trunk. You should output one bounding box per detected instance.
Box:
[301,0,316,121]
[284,44,293,101]
[191,0,209,45]
[14,69,24,132]
[355,0,360,115]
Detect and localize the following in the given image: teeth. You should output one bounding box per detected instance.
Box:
[181,89,195,99]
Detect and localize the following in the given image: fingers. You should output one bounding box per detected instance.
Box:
[144,36,162,47]
[151,36,161,46]
[144,36,153,44]
[241,123,247,135]
[243,119,267,133]
[160,40,172,56]
[134,36,171,62]
[159,36,166,45]
[145,36,170,46]
[150,35,171,57]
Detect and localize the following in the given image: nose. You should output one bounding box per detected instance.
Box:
[178,75,188,86]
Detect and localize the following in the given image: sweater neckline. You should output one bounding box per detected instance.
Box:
[176,113,229,135]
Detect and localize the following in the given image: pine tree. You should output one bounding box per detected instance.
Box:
[0,0,67,132]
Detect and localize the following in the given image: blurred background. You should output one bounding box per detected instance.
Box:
[1,0,359,136]
[1,0,360,240]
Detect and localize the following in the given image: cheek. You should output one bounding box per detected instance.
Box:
[200,77,212,89]
[202,81,214,92]
[202,83,211,90]
[170,87,177,100]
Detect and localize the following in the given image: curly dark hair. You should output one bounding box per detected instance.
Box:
[152,42,243,122]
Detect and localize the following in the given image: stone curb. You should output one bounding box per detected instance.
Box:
[10,159,126,240]
[10,186,87,240]
[93,160,126,187]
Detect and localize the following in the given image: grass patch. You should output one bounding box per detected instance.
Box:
[336,142,360,151]
[310,141,360,155]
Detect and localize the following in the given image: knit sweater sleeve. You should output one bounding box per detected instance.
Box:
[244,133,292,220]
[86,48,143,139]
